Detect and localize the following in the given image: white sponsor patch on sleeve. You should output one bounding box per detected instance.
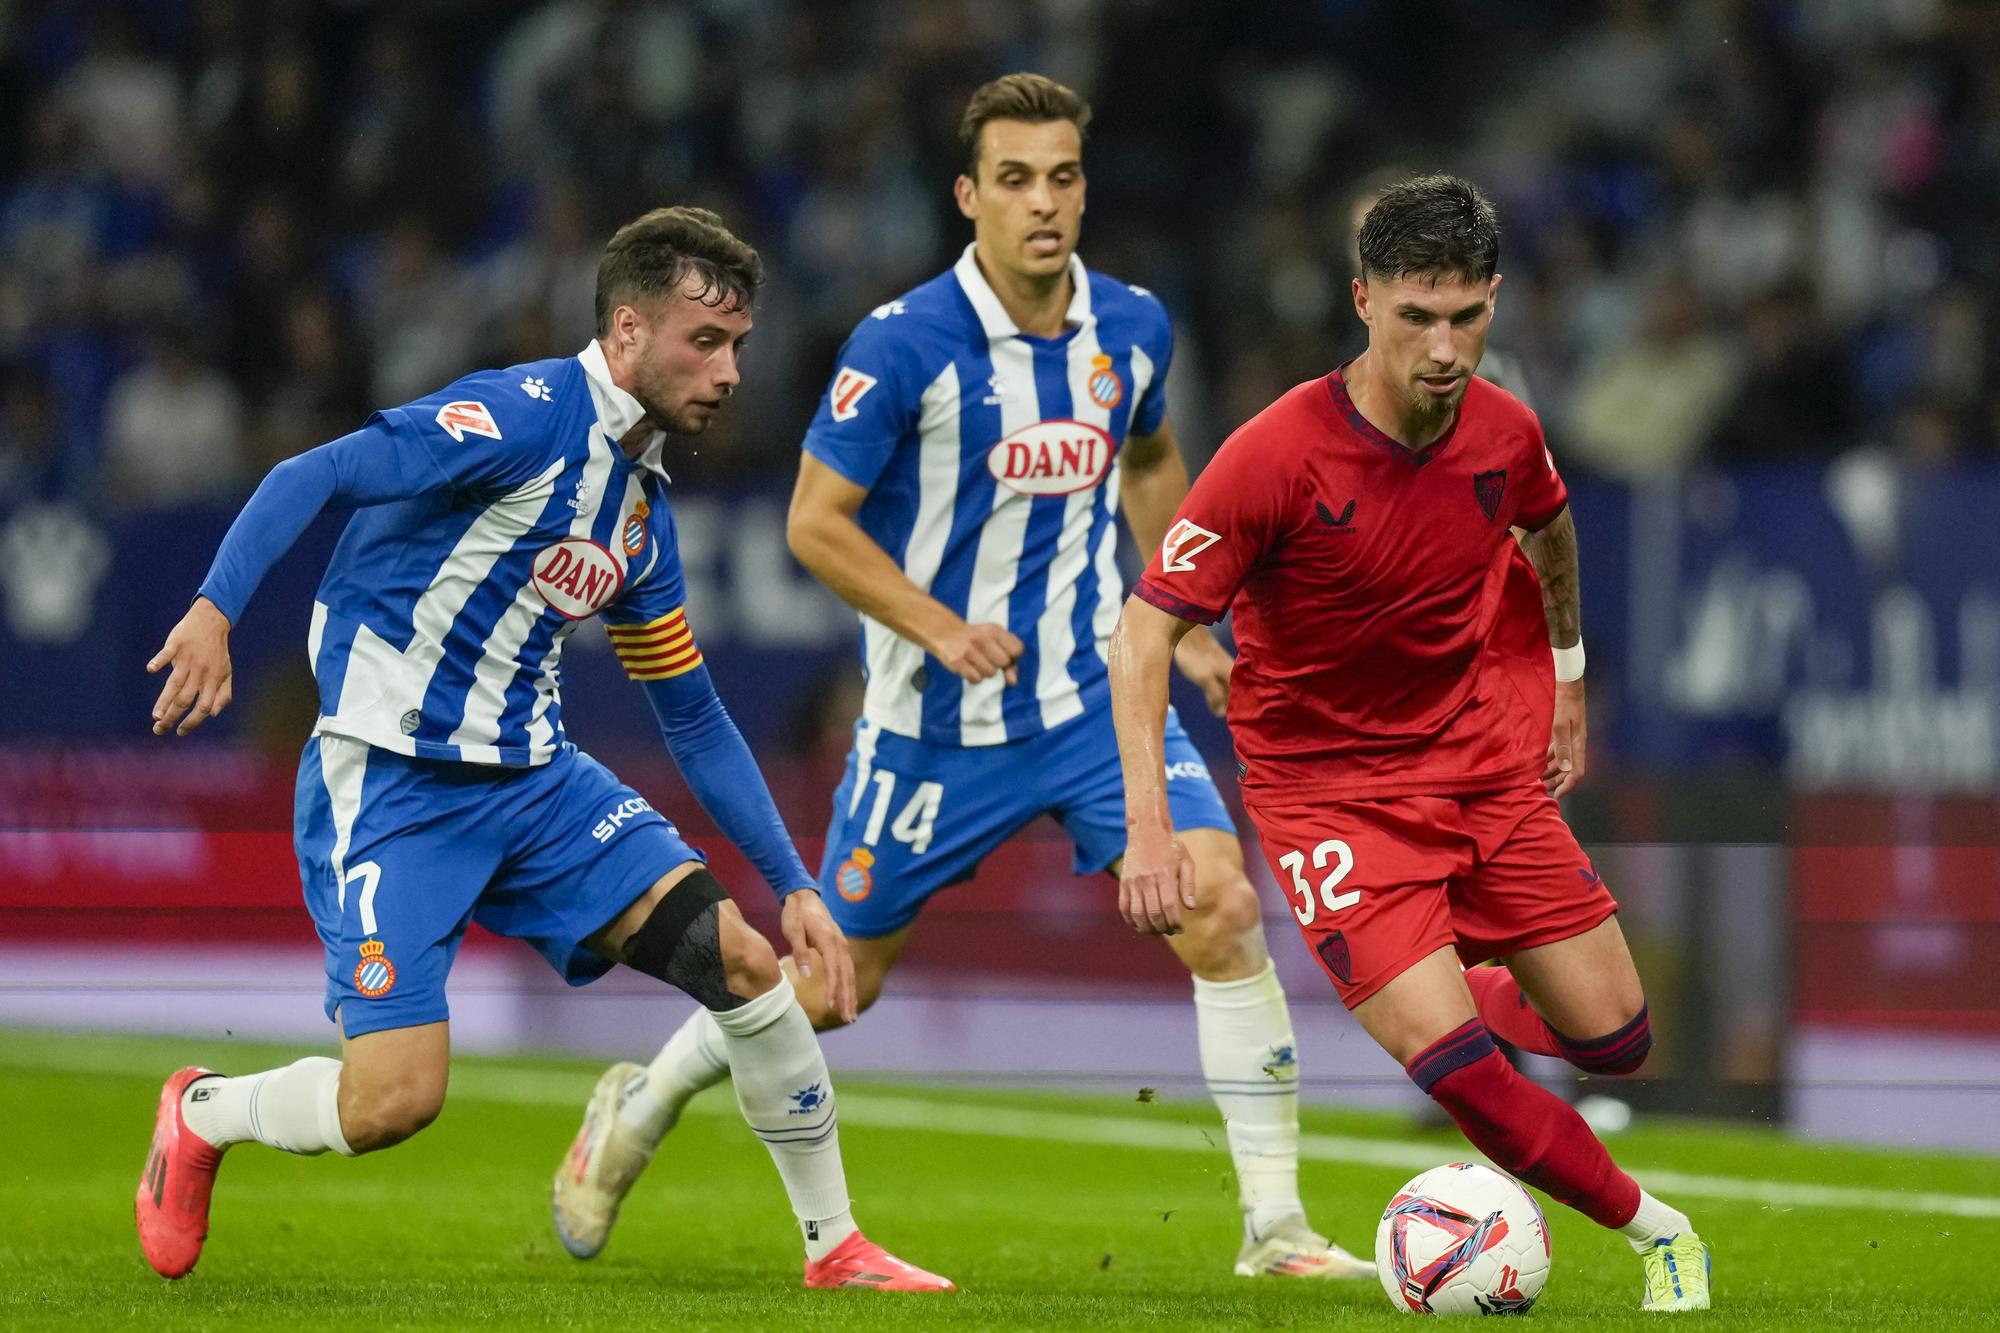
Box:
[1160,518,1221,573]
[435,401,502,442]
[829,367,878,422]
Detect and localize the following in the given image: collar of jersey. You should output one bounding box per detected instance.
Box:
[953,243,1094,342]
[577,339,671,481]
[1327,362,1460,468]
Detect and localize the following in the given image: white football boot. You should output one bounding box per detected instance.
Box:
[1234,1215,1376,1278]
[551,1062,660,1259]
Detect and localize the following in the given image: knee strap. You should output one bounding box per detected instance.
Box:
[1555,1005,1652,1075]
[620,868,745,1011]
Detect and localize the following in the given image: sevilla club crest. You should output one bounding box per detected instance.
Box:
[1472,469,1506,522]
[1316,930,1352,984]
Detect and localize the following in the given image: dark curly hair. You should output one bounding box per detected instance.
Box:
[595,206,763,332]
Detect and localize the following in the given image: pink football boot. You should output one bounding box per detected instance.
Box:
[802,1231,956,1291]
[135,1067,226,1279]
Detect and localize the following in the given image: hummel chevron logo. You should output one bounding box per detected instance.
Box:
[1315,499,1356,528]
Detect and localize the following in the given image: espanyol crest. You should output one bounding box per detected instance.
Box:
[1086,353,1123,409]
[987,420,1115,496]
[532,537,624,619]
[354,939,396,998]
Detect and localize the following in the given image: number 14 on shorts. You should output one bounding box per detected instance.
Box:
[1279,839,1357,925]
[856,768,943,855]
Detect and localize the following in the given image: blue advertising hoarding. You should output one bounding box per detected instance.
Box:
[4,461,1995,791]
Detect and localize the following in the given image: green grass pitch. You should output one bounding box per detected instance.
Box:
[3,1029,1998,1330]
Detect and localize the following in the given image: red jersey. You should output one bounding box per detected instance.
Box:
[1134,367,1568,803]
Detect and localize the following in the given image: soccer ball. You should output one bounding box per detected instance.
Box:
[1376,1162,1551,1315]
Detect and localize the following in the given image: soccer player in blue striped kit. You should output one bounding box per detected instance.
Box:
[135,207,950,1291]
[558,74,1372,1280]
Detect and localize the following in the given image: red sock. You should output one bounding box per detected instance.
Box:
[1407,1020,1641,1229]
[1463,969,1655,1075]
[1463,966,1562,1057]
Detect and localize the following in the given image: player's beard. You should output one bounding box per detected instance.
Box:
[1404,375,1465,431]
[634,371,722,436]
[657,400,717,435]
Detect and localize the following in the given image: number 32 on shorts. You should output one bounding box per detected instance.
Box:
[1278,839,1358,926]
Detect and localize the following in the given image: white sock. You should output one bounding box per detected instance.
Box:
[618,1007,731,1141]
[1620,1189,1694,1250]
[182,1057,354,1157]
[1194,961,1306,1240]
[709,981,857,1262]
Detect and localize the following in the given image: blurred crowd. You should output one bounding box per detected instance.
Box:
[3,0,1998,512]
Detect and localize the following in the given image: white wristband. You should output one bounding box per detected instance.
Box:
[1553,638,1585,683]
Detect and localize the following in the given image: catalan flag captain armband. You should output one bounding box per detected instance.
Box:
[1553,638,1585,684]
[608,609,704,680]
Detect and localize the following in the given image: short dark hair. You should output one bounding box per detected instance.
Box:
[595,206,763,333]
[958,72,1091,178]
[1356,174,1500,285]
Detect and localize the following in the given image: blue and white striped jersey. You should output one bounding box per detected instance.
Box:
[307,341,699,766]
[803,245,1174,747]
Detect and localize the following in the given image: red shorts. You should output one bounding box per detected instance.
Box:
[1242,782,1617,1008]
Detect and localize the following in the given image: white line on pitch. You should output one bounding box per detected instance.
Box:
[440,1064,2000,1221]
[10,1043,2000,1220]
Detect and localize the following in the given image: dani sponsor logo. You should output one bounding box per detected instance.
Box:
[986,419,1115,497]
[532,537,624,619]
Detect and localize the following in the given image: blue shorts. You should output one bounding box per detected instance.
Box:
[294,735,703,1037]
[817,706,1234,938]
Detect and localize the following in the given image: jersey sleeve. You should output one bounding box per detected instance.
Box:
[1131,426,1288,625]
[602,502,703,680]
[603,501,814,899]
[1129,292,1174,438]
[1513,407,1570,531]
[369,369,564,496]
[799,313,921,490]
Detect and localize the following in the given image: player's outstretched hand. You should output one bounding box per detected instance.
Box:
[148,597,234,737]
[1544,678,1587,798]
[1174,627,1234,715]
[932,620,1025,686]
[781,889,858,1024]
[1119,830,1197,936]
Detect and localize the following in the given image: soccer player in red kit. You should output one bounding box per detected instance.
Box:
[1109,175,1711,1312]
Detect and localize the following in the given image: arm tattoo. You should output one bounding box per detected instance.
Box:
[1522,507,1580,648]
